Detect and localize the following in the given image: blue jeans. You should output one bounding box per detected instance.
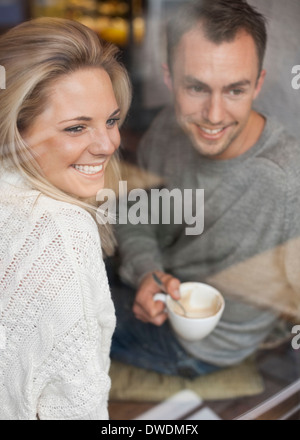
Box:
[109,276,220,379]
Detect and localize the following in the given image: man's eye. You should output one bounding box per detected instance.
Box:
[64,125,85,134]
[107,118,120,128]
[230,89,245,96]
[188,85,205,93]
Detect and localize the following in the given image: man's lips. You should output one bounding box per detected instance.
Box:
[201,127,224,135]
[194,123,234,140]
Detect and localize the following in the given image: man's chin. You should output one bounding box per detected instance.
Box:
[190,138,229,159]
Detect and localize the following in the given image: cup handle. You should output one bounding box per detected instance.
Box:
[153,293,167,303]
[153,293,168,314]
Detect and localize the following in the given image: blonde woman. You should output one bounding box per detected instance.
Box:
[0,18,131,420]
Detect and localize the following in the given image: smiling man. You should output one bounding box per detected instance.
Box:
[111,0,300,377]
[166,27,266,160]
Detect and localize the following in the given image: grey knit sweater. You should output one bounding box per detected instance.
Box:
[116,106,300,366]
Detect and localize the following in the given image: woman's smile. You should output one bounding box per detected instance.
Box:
[23,68,121,198]
[71,163,105,176]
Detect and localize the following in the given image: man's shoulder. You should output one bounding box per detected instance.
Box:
[138,105,190,166]
[141,105,184,145]
[149,105,178,129]
[257,116,300,172]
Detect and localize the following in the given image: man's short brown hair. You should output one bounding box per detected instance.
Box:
[166,0,267,75]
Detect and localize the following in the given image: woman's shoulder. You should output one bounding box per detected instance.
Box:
[35,195,99,236]
[34,197,110,325]
[0,170,103,266]
[0,170,97,236]
[36,195,103,259]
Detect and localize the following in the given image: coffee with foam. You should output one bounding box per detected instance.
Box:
[154,282,225,340]
[170,286,222,319]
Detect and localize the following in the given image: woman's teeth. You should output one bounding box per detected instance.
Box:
[72,164,103,175]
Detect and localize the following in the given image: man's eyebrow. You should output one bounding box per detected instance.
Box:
[184,76,209,88]
[225,80,251,89]
[183,76,251,90]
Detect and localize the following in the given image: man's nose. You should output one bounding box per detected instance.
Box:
[203,94,225,125]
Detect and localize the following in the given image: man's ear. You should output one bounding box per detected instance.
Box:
[162,63,173,92]
[254,69,266,100]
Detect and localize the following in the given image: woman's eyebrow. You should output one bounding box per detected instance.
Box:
[58,108,121,125]
[109,108,121,118]
[58,116,92,124]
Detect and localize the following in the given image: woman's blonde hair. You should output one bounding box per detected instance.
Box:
[0,17,132,256]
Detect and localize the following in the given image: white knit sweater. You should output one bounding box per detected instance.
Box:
[0,168,116,420]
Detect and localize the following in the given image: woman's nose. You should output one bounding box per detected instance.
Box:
[88,129,119,156]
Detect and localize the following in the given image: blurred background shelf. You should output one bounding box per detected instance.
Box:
[1,1,299,142]
[0,1,180,133]
[30,0,146,49]
[0,0,30,34]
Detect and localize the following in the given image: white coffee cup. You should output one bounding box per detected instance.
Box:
[154,282,225,342]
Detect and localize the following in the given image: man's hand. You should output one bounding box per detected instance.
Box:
[133,271,181,326]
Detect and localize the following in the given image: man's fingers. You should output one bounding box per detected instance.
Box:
[159,273,181,299]
[133,271,181,326]
[134,296,165,318]
[133,299,167,325]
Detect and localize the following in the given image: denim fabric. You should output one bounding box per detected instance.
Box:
[109,274,220,380]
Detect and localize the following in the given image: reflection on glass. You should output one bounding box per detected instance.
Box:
[31,0,145,47]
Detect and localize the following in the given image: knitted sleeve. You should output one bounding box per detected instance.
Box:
[30,203,116,420]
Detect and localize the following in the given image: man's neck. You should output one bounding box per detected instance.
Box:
[242,110,266,154]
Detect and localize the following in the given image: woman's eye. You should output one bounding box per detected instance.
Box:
[64,125,86,134]
[107,118,120,128]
